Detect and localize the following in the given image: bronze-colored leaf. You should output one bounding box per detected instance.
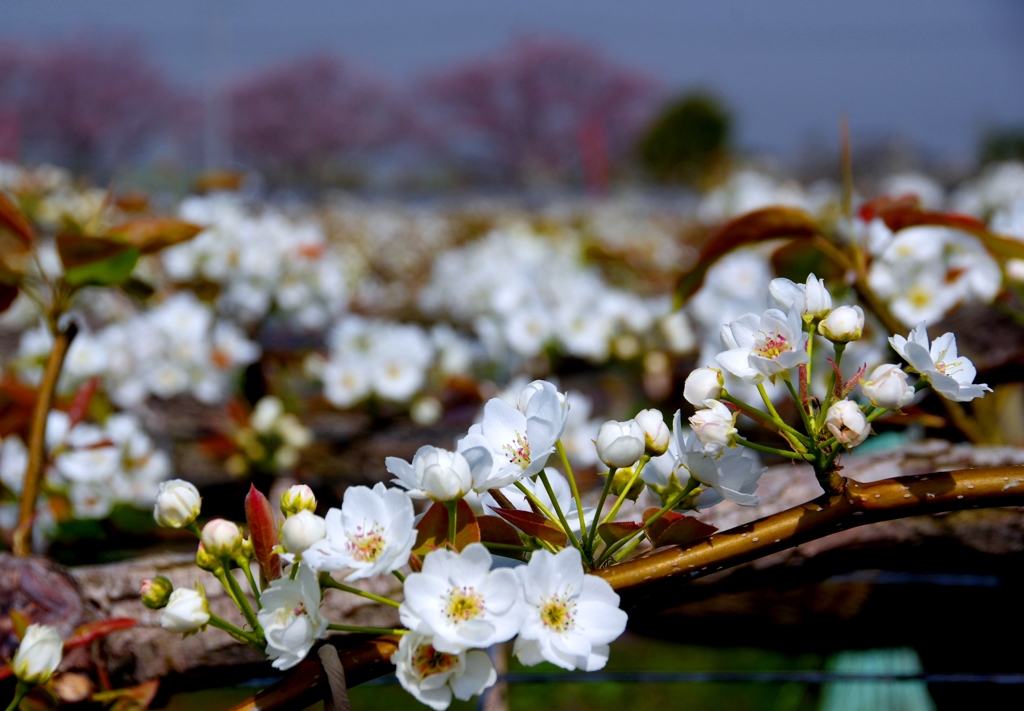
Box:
[490,506,568,546]
[676,206,820,303]
[597,520,644,545]
[245,485,282,584]
[643,507,717,548]
[56,234,129,270]
[0,191,33,246]
[105,218,202,255]
[64,617,136,649]
[413,500,480,555]
[478,515,527,560]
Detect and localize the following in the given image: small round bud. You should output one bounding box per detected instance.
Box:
[817,305,865,343]
[195,543,222,572]
[140,576,174,609]
[596,419,646,469]
[251,396,284,434]
[153,479,201,529]
[609,467,645,502]
[861,364,914,410]
[280,509,327,556]
[201,519,243,557]
[160,587,210,634]
[280,484,317,517]
[634,408,670,456]
[683,367,724,408]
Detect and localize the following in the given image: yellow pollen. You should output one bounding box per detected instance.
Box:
[346,522,387,562]
[502,431,531,468]
[412,643,456,679]
[443,586,485,623]
[907,285,932,309]
[754,332,789,359]
[540,594,576,633]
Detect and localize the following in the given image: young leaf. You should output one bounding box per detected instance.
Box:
[597,520,644,545]
[105,219,202,255]
[489,506,568,546]
[676,206,820,303]
[0,191,33,246]
[67,378,100,428]
[478,515,528,560]
[413,500,480,555]
[643,508,717,548]
[64,618,136,649]
[63,247,139,287]
[245,485,282,584]
[11,609,30,640]
[56,234,127,269]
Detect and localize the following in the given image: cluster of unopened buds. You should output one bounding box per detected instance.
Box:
[139,273,988,708]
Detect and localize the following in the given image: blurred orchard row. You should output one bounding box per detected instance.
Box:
[3,150,1024,555]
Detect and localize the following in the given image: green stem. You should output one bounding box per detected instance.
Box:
[445,501,458,548]
[819,342,846,424]
[320,575,401,609]
[482,541,536,554]
[613,534,646,562]
[556,440,588,546]
[601,456,649,526]
[238,560,262,608]
[327,624,407,635]
[721,392,811,447]
[537,469,584,554]
[289,563,299,580]
[218,562,263,636]
[392,570,406,584]
[757,383,785,425]
[208,613,263,647]
[5,682,30,711]
[805,325,815,396]
[186,521,202,538]
[783,377,816,437]
[513,481,558,523]
[599,480,698,564]
[587,469,616,552]
[734,436,814,461]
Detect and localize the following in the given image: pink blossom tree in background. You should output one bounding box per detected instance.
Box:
[229,55,410,186]
[3,39,192,177]
[418,37,662,186]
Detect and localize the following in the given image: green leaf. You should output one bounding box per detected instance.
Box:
[64,247,139,287]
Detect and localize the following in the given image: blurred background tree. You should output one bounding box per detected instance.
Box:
[980,126,1024,165]
[637,92,731,187]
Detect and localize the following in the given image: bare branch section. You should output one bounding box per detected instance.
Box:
[225,463,1024,711]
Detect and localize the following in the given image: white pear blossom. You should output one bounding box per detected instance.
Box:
[817,305,865,343]
[393,632,497,711]
[861,364,915,410]
[399,543,522,654]
[154,479,202,529]
[595,420,645,469]
[716,308,809,383]
[889,323,991,402]
[825,400,871,448]
[386,446,480,502]
[161,587,210,634]
[683,367,723,408]
[280,510,327,558]
[634,408,670,456]
[514,547,627,672]
[256,564,328,670]
[688,400,738,456]
[768,273,832,320]
[304,483,416,580]
[11,624,63,685]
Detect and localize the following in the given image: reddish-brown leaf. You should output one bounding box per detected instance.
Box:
[0,191,33,246]
[413,500,480,555]
[597,520,644,545]
[477,515,527,560]
[245,485,281,583]
[0,283,17,315]
[676,206,820,302]
[490,506,568,546]
[65,618,136,649]
[643,508,717,548]
[55,234,130,270]
[105,218,202,255]
[67,378,100,428]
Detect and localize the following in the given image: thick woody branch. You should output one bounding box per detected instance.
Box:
[13,322,77,556]
[225,464,1024,711]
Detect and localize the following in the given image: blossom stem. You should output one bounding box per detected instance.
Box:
[756,383,785,426]
[444,501,458,548]
[320,575,401,609]
[208,613,263,647]
[783,378,816,437]
[601,455,650,526]
[804,327,814,401]
[218,563,263,637]
[537,469,584,554]
[721,393,811,448]
[5,681,31,711]
[327,624,407,635]
[819,343,846,425]
[556,440,588,548]
[239,560,262,608]
[734,436,814,461]
[599,479,698,564]
[613,534,646,562]
[587,469,616,552]
[392,570,406,584]
[289,564,300,580]
[866,407,889,424]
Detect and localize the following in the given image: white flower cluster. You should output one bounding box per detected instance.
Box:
[1,410,171,521]
[17,292,260,407]
[164,194,348,330]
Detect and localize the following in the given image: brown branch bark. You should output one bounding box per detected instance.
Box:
[13,322,77,556]
[223,463,1024,711]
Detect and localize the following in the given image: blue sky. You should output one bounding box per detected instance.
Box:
[2,0,1023,161]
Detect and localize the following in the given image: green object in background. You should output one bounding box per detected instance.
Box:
[637,92,731,186]
[819,648,935,711]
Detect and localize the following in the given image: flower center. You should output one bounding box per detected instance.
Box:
[754,332,789,359]
[346,521,387,562]
[412,643,457,679]
[443,586,486,623]
[539,593,576,634]
[502,431,531,467]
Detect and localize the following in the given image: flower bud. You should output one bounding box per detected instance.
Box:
[140,576,174,609]
[280,509,327,555]
[768,274,832,321]
[825,399,871,447]
[195,543,222,572]
[201,519,243,557]
[153,479,201,529]
[634,408,670,456]
[251,396,284,434]
[683,367,723,408]
[609,467,645,502]
[688,400,738,456]
[817,305,865,343]
[11,624,63,685]
[280,484,317,517]
[860,364,914,410]
[160,586,210,634]
[596,420,646,469]
[414,447,474,502]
